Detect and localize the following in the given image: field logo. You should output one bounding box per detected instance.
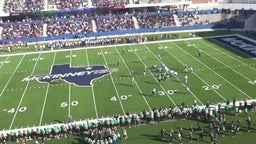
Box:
[22,64,118,86]
[215,35,256,57]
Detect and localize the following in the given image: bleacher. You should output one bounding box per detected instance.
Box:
[0,0,255,44]
[0,8,254,43]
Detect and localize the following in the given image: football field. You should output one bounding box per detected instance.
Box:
[0,34,256,131]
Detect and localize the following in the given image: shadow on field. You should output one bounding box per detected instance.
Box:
[119,83,132,87]
[145,81,157,85]
[119,74,129,77]
[72,136,85,144]
[54,120,65,124]
[171,79,181,83]
[141,133,168,143]
[108,63,117,66]
[133,60,141,63]
[143,93,154,97]
[173,91,184,94]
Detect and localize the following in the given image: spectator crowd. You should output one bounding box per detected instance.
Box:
[48,0,88,9]
[96,15,134,32]
[136,12,176,28]
[1,22,44,40]
[46,19,93,36]
[92,0,130,7]
[0,8,255,45]
[3,0,44,13]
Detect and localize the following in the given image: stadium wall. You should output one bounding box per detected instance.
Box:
[244,13,256,30]
[188,3,256,10]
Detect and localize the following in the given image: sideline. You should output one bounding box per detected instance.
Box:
[1,99,255,136]
[0,33,240,58]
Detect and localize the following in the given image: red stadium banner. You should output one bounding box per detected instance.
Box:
[114,5,125,9]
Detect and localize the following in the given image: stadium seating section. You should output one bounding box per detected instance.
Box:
[0,1,255,43]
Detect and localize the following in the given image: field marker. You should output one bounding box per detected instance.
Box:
[178,41,252,99]
[0,56,9,69]
[115,46,152,111]
[85,49,98,119]
[162,42,227,101]
[188,41,253,99]
[39,52,57,126]
[199,39,256,79]
[9,53,41,129]
[100,48,125,115]
[0,55,25,97]
[194,43,252,83]
[146,44,204,105]
[131,45,177,107]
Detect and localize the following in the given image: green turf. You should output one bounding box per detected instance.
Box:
[0,33,256,143]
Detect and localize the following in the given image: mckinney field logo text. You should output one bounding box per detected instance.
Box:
[22,64,118,86]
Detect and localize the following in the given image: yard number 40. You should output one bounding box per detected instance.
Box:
[5,107,27,114]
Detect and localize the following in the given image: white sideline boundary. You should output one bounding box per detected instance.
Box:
[0,33,244,58]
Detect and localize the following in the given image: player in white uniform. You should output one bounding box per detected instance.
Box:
[185,75,188,84]
[186,87,191,94]
[143,66,146,76]
[152,88,156,96]
[190,67,194,73]
[198,48,202,57]
[157,54,161,59]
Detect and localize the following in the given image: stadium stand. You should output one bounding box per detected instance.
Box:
[0,8,254,43]
[91,0,130,7]
[96,15,135,32]
[47,0,88,10]
[1,20,44,40]
[136,12,176,28]
[46,19,93,36]
[0,0,256,143]
[3,0,44,13]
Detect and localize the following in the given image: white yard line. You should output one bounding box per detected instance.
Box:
[115,46,152,111]
[0,56,9,69]
[0,55,25,97]
[160,42,227,101]
[68,50,72,118]
[173,41,253,99]
[145,44,204,106]
[130,45,178,107]
[192,42,252,82]
[39,52,57,125]
[85,49,98,119]
[100,48,125,115]
[199,39,256,72]
[9,54,41,129]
